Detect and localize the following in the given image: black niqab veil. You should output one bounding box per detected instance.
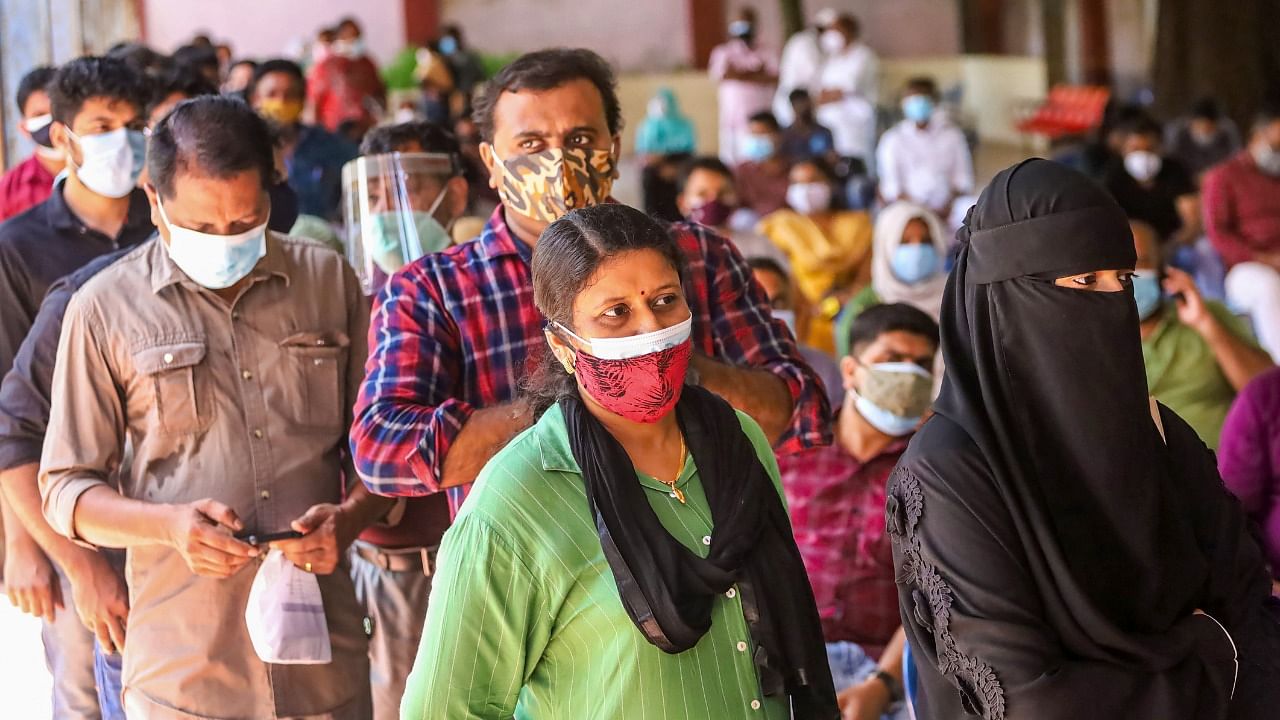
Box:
[935,158,1209,640]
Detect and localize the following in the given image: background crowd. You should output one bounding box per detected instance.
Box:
[0,4,1279,720]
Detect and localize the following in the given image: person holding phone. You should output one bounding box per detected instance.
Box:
[1132,219,1272,448]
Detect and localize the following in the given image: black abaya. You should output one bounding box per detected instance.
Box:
[887,159,1280,720]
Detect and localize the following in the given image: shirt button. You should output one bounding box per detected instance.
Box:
[726,588,737,599]
[260,490,270,500]
[241,370,253,380]
[162,352,174,364]
[253,429,264,439]
[736,641,748,652]
[669,492,677,498]
[702,535,711,546]
[750,699,761,710]
[313,358,324,366]
[231,311,241,320]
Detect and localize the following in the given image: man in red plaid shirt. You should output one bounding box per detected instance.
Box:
[778,303,939,720]
[350,48,831,516]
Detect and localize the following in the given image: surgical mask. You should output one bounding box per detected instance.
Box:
[257,98,304,126]
[849,361,933,436]
[1191,128,1218,147]
[739,134,775,163]
[1124,150,1163,182]
[786,182,832,214]
[772,309,798,337]
[1252,142,1280,176]
[890,243,940,284]
[66,127,146,198]
[1132,270,1163,321]
[820,29,846,53]
[334,39,364,58]
[555,315,693,424]
[729,20,753,39]
[364,189,452,274]
[687,198,735,228]
[157,195,269,289]
[902,95,935,124]
[492,145,616,224]
[439,36,458,55]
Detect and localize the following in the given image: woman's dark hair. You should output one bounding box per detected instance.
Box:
[474,48,621,143]
[148,95,275,199]
[523,204,687,413]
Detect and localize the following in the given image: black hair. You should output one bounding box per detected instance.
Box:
[173,45,219,74]
[1190,97,1222,121]
[746,256,788,283]
[105,43,174,80]
[848,303,940,357]
[791,156,837,183]
[1118,114,1163,140]
[248,59,306,100]
[524,204,687,413]
[906,76,939,98]
[148,64,218,117]
[16,66,57,115]
[147,95,275,199]
[1252,100,1280,134]
[48,56,151,126]
[474,48,621,143]
[747,110,781,132]
[676,155,734,195]
[788,88,812,105]
[442,24,463,41]
[360,121,461,160]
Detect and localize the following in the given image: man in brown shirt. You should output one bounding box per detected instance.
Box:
[39,96,386,719]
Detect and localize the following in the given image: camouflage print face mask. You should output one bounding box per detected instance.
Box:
[492,145,617,224]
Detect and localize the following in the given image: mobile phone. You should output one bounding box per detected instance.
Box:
[235,529,303,545]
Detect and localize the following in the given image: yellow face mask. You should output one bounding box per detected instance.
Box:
[257,98,304,126]
[491,146,617,224]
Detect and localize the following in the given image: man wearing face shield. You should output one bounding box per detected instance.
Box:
[341,121,466,719]
[352,48,831,521]
[0,66,62,221]
[39,96,389,719]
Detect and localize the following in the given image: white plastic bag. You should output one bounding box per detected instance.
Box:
[244,549,332,664]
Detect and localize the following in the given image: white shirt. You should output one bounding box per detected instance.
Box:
[772,29,823,125]
[876,114,974,213]
[814,42,880,160]
[708,39,778,125]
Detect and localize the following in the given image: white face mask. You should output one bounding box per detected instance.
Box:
[555,315,693,360]
[67,127,146,198]
[820,29,846,54]
[158,195,269,289]
[786,182,832,214]
[1124,150,1163,183]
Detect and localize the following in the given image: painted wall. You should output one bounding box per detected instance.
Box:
[142,0,407,65]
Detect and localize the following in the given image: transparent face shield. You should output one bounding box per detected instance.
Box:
[342,152,459,294]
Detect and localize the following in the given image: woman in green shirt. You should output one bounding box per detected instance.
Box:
[402,204,838,719]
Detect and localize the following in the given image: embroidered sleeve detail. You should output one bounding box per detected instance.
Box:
[890,466,1007,720]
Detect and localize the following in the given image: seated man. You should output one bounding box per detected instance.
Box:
[1103,116,1200,246]
[875,76,973,227]
[1205,103,1280,361]
[1165,98,1241,183]
[675,155,783,266]
[780,89,836,164]
[779,302,939,720]
[1133,220,1272,448]
[734,111,792,218]
[39,96,388,719]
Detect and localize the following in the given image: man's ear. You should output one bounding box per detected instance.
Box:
[479,142,500,191]
[839,355,859,392]
[50,122,73,161]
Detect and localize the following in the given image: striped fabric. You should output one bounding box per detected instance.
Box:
[401,404,793,719]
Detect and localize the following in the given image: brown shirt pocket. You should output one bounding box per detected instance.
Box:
[279,331,350,433]
[132,341,211,436]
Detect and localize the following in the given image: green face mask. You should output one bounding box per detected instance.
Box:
[364,194,452,274]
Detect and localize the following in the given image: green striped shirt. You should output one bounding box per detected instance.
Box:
[402,404,793,720]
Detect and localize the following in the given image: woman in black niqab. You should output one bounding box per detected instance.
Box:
[887,158,1280,720]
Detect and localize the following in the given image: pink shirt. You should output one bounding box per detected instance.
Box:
[1203,151,1280,267]
[708,39,778,123]
[0,155,56,222]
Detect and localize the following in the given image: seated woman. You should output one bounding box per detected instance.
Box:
[758,157,873,312]
[888,159,1280,719]
[835,201,948,358]
[401,203,839,719]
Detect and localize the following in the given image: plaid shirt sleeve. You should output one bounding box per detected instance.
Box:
[685,223,834,454]
[350,265,471,497]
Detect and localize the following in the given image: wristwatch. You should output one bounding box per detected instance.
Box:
[872,669,904,703]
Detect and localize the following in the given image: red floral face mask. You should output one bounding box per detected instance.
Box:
[556,317,693,423]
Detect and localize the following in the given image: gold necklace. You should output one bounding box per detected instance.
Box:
[659,434,687,504]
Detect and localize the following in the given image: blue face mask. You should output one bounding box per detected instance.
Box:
[739,134,775,163]
[890,243,940,285]
[1132,270,1163,320]
[902,94,935,124]
[439,36,458,55]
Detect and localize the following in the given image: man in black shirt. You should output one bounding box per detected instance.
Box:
[1103,116,1201,247]
[0,56,152,720]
